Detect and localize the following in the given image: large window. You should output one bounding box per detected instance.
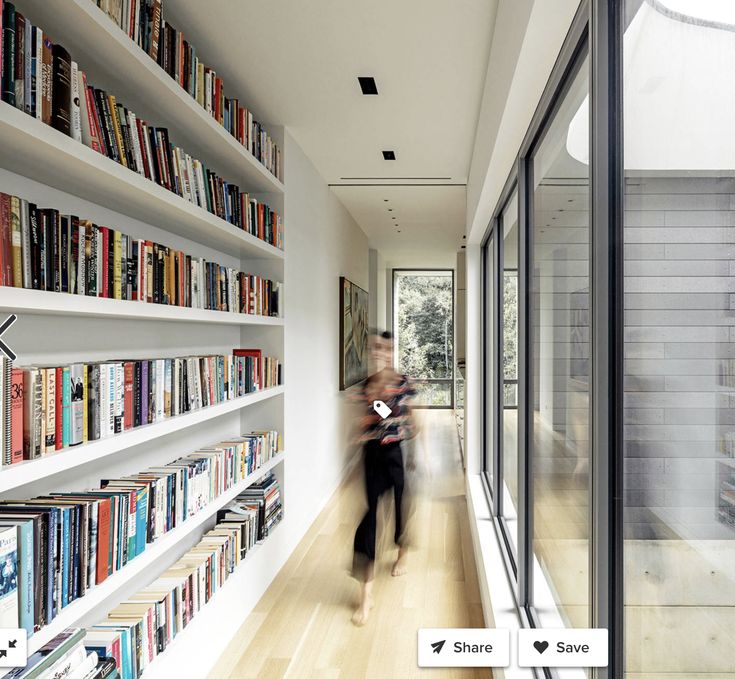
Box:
[393,270,454,407]
[530,58,590,631]
[501,192,520,554]
[620,1,735,674]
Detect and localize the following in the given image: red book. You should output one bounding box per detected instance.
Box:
[100,226,109,298]
[96,497,111,585]
[10,368,23,464]
[234,349,262,391]
[123,362,134,430]
[81,74,102,153]
[54,367,63,450]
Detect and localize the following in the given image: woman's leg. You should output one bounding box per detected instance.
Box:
[388,443,409,577]
[352,444,381,625]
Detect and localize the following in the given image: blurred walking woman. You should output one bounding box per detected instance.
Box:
[352,331,416,626]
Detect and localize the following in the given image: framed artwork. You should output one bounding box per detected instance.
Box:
[340,276,369,390]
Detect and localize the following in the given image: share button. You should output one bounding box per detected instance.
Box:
[417,628,509,667]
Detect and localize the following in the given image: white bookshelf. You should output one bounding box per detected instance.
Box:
[0,0,287,671]
[18,0,284,196]
[0,288,284,326]
[26,451,285,656]
[0,103,283,260]
[0,386,284,494]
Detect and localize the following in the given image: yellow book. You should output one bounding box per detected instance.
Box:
[9,196,22,287]
[107,95,128,168]
[113,230,122,300]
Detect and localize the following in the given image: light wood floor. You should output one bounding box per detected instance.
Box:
[209,410,491,679]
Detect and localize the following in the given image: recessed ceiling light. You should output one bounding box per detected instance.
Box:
[358,77,378,95]
[388,208,393,212]
[382,150,396,160]
[461,245,466,249]
[397,230,401,233]
[392,217,396,220]
[384,199,389,202]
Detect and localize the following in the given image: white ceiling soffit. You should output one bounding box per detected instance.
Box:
[331,185,466,268]
[162,0,496,258]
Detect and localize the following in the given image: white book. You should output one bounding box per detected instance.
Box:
[35,28,43,119]
[67,651,97,679]
[37,643,87,679]
[155,359,164,422]
[127,111,144,176]
[185,154,197,205]
[99,365,109,440]
[70,61,82,142]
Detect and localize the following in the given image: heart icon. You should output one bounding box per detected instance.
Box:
[533,641,549,654]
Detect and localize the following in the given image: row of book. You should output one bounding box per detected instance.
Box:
[1,628,117,679]
[0,3,284,244]
[95,0,282,181]
[0,191,283,313]
[84,473,282,679]
[0,349,282,464]
[0,431,281,637]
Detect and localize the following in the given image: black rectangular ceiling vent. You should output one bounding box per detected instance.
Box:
[358,77,378,95]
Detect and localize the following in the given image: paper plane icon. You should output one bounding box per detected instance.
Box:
[431,640,446,654]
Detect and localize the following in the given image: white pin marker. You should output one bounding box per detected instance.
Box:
[373,400,392,419]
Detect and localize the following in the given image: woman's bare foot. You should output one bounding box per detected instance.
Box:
[351,593,374,626]
[391,547,408,577]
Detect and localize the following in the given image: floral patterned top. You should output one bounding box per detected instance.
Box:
[358,372,416,445]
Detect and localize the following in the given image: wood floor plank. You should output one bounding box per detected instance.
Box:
[210,411,492,679]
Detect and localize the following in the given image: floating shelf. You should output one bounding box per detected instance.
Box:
[26,451,285,656]
[0,386,285,494]
[18,0,283,196]
[0,104,284,260]
[0,287,284,326]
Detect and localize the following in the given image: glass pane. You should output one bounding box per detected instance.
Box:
[502,191,520,553]
[531,58,590,631]
[412,381,452,407]
[485,239,495,483]
[394,271,454,407]
[621,2,735,675]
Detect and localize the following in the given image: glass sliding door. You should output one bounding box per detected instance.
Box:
[393,270,454,408]
[529,56,591,631]
[501,191,520,555]
[619,1,735,675]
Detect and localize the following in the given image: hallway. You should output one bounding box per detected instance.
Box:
[209,411,491,679]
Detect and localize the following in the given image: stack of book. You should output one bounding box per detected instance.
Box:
[0,191,283,311]
[92,0,282,180]
[84,474,281,678]
[0,628,117,679]
[0,430,280,637]
[0,2,283,244]
[0,350,281,465]
[227,473,283,541]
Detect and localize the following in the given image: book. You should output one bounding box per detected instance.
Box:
[10,368,23,464]
[0,191,282,313]
[50,43,72,135]
[70,60,82,142]
[0,524,19,628]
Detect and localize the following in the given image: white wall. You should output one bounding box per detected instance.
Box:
[278,130,369,551]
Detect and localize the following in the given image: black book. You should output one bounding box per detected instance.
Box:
[2,2,16,105]
[60,215,69,293]
[37,209,47,291]
[133,360,141,428]
[29,204,40,290]
[147,125,163,186]
[116,103,136,170]
[107,233,113,298]
[42,208,59,292]
[50,43,72,135]
[94,89,118,163]
[89,656,117,679]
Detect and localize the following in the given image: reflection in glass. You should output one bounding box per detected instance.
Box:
[502,191,520,553]
[622,1,735,675]
[531,58,590,632]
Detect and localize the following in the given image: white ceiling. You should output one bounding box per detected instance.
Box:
[164,0,498,264]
